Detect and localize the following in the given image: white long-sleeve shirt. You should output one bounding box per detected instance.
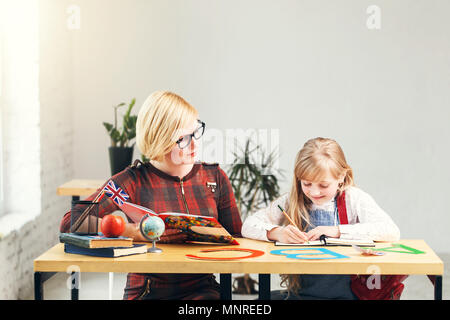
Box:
[241,186,401,242]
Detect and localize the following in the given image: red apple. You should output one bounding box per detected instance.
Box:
[101,215,125,238]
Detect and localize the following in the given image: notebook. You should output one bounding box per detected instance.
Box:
[275,237,375,247]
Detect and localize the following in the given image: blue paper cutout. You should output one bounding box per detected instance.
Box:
[270,248,349,260]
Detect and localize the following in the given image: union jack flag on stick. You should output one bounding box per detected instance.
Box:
[103,180,130,206]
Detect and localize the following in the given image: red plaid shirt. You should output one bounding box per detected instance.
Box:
[60,160,242,299]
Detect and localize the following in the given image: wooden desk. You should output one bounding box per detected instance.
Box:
[34,238,443,300]
[57,179,104,201]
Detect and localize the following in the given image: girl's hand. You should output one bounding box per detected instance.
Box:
[306,226,340,241]
[267,225,309,244]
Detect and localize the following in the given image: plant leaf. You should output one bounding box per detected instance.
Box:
[103,122,113,133]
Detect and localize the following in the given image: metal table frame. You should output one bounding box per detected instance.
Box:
[34,271,442,300]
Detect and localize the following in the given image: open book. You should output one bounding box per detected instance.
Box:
[120,201,239,245]
[275,237,375,247]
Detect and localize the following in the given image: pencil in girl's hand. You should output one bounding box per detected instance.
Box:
[277,204,309,244]
[277,205,298,228]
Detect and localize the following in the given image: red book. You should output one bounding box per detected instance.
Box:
[120,201,239,245]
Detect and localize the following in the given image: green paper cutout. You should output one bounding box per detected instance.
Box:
[363,243,425,254]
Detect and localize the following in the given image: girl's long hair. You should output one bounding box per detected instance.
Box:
[280,137,355,295]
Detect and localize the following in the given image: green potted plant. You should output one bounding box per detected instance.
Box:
[228,138,284,220]
[103,98,137,175]
[226,138,284,294]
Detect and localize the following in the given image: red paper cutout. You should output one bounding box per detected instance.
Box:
[186,248,265,261]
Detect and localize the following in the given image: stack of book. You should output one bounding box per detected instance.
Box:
[59,233,148,257]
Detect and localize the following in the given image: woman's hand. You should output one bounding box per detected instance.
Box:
[158,229,188,244]
[306,226,340,241]
[122,223,146,241]
[267,225,309,244]
[122,223,187,243]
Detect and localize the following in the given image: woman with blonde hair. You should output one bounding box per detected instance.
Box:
[241,137,400,299]
[60,91,242,300]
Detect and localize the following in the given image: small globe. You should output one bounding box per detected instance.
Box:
[139,215,165,241]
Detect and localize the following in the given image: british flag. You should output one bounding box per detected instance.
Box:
[103,179,130,206]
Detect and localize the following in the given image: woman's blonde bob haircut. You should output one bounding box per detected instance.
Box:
[136,91,198,162]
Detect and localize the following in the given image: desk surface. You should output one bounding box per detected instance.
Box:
[34,238,443,275]
[57,179,104,196]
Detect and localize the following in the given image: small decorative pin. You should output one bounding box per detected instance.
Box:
[206,182,217,193]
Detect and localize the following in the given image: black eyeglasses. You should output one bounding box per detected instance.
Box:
[176,120,206,149]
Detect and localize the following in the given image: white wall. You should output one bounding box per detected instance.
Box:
[67,0,450,253]
[1,0,41,218]
[0,0,73,299]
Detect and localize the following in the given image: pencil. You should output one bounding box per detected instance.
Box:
[277,204,309,244]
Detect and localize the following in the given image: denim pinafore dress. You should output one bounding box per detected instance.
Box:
[292,198,357,300]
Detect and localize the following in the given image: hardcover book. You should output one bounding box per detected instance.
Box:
[120,201,239,245]
[63,243,147,258]
[59,233,133,248]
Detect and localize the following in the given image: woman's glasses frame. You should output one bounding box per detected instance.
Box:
[176,120,206,149]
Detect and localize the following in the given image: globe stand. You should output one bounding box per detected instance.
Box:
[139,214,165,254]
[148,238,162,253]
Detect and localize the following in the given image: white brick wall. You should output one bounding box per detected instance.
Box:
[0,0,73,299]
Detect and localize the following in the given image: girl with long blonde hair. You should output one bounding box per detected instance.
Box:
[242,137,400,299]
